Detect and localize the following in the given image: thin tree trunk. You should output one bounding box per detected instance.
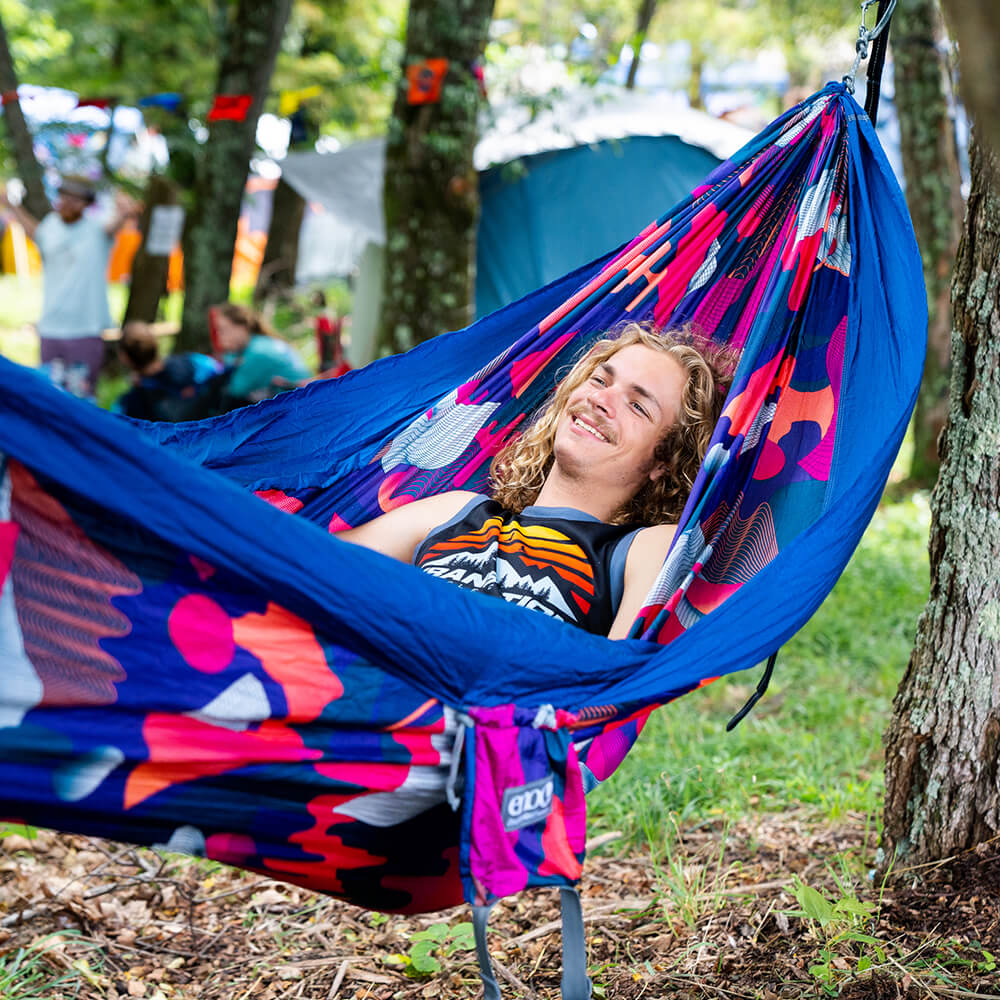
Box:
[124,174,180,325]
[376,0,495,356]
[177,0,293,352]
[938,0,1000,180]
[0,14,49,220]
[894,0,963,487]
[254,178,306,303]
[882,134,1000,866]
[687,40,705,111]
[625,0,658,91]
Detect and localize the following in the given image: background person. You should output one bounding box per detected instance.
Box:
[312,289,352,379]
[0,176,141,399]
[210,303,311,410]
[113,322,224,421]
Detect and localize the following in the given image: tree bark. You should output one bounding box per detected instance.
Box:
[254,177,306,303]
[893,0,964,487]
[176,0,293,352]
[124,174,181,325]
[0,14,49,220]
[625,0,658,91]
[882,134,1000,866]
[376,0,495,356]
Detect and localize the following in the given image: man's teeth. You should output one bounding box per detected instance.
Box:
[573,417,608,441]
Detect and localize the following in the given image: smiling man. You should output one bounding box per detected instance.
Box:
[340,323,732,638]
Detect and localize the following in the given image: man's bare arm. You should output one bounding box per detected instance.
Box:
[607,522,677,640]
[335,490,481,564]
[105,190,142,238]
[0,191,40,241]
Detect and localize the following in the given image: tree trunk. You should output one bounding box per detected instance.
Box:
[687,40,705,111]
[124,174,181,325]
[254,177,306,303]
[882,134,1000,867]
[938,0,1000,182]
[0,14,49,220]
[176,0,292,352]
[893,0,964,486]
[376,0,495,356]
[625,0,658,91]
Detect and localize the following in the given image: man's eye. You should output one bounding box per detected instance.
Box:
[632,401,648,417]
[591,375,606,386]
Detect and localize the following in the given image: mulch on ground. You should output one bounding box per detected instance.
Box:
[1,817,997,999]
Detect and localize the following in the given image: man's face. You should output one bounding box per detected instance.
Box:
[55,192,88,223]
[552,343,688,499]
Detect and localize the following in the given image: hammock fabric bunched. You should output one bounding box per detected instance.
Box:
[0,82,923,942]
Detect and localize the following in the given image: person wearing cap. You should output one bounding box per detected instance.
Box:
[0,176,140,399]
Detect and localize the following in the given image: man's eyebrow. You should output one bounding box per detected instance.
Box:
[599,361,663,415]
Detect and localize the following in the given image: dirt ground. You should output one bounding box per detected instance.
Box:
[1,816,997,999]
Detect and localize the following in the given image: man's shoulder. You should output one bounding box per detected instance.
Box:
[632,522,676,544]
[419,490,486,524]
[34,212,60,240]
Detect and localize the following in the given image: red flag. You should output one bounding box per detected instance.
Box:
[406,59,449,105]
[76,97,113,109]
[1,91,19,106]
[207,94,253,123]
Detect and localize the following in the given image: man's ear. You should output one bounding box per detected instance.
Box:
[648,461,668,483]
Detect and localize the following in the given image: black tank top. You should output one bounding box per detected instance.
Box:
[414,496,640,636]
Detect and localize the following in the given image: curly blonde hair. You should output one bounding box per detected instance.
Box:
[489,323,735,525]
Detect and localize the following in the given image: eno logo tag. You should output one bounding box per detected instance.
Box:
[501,776,554,831]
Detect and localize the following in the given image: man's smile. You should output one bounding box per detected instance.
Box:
[570,413,613,443]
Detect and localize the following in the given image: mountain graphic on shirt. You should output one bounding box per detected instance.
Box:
[418,516,597,625]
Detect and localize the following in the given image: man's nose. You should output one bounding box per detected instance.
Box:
[588,386,616,416]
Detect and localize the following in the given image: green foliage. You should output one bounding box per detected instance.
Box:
[0,822,37,839]
[383,921,476,978]
[589,493,931,840]
[2,0,218,107]
[272,0,404,139]
[787,875,886,993]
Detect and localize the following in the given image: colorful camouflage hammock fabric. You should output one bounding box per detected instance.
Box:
[0,83,924,926]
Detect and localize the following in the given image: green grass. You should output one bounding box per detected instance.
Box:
[0,932,101,1000]
[588,493,931,842]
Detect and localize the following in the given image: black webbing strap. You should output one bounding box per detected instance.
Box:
[472,888,592,999]
[472,902,502,1000]
[864,0,895,125]
[726,651,778,731]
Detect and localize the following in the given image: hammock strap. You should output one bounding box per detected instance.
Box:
[726,651,778,732]
[472,901,502,1000]
[445,712,471,811]
[843,0,897,109]
[472,888,592,1000]
[863,0,895,124]
[559,887,593,999]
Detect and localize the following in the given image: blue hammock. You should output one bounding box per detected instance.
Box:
[0,83,923,936]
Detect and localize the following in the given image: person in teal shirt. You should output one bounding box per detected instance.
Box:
[211,303,311,408]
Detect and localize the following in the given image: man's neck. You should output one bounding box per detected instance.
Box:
[534,474,624,523]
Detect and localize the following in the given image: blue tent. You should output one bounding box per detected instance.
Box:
[476,132,725,316]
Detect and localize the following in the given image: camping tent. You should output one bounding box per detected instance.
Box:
[278,89,752,363]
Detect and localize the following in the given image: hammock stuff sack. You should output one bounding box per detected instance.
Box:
[0,83,924,926]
